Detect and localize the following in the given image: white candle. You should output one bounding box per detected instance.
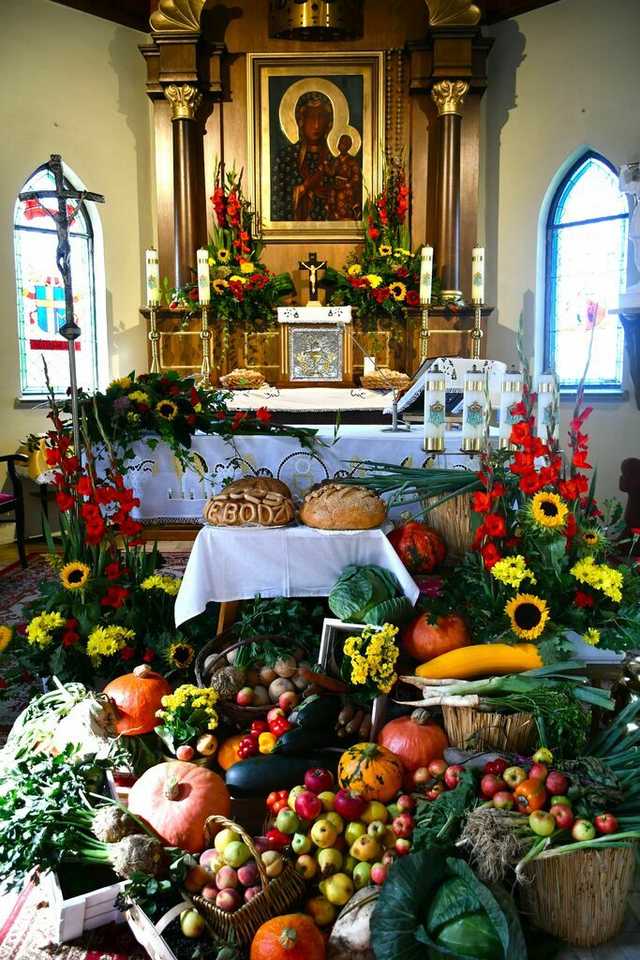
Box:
[363,356,376,375]
[498,368,524,448]
[535,372,558,442]
[419,245,433,306]
[197,248,211,305]
[423,365,446,452]
[462,365,488,452]
[471,246,485,305]
[145,248,160,306]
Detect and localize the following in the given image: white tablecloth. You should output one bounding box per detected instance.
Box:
[174,525,420,626]
[227,387,394,413]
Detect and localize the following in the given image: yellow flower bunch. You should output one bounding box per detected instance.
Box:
[26,611,65,648]
[394,247,411,257]
[86,625,135,662]
[491,555,537,590]
[239,261,255,274]
[141,574,182,596]
[343,623,399,695]
[158,684,219,731]
[347,264,362,277]
[229,274,247,284]
[570,556,623,603]
[0,625,12,654]
[583,627,601,646]
[127,412,141,424]
[128,390,150,404]
[111,376,132,390]
[364,274,383,289]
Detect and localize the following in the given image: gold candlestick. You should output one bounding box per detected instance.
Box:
[197,303,212,389]
[148,304,160,374]
[419,305,431,363]
[470,303,483,360]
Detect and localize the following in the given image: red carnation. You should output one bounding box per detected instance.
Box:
[120,646,135,661]
[255,407,271,423]
[372,287,390,304]
[143,648,155,663]
[105,562,122,581]
[101,585,129,609]
[62,630,80,648]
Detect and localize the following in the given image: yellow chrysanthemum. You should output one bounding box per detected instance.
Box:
[141,574,182,596]
[364,274,383,289]
[344,623,399,694]
[128,390,150,404]
[213,278,229,295]
[582,628,601,646]
[60,561,90,591]
[110,376,132,391]
[378,244,392,256]
[394,247,411,257]
[504,593,550,640]
[530,492,568,529]
[166,641,195,670]
[26,611,65,648]
[156,399,178,421]
[86,625,135,662]
[217,248,231,263]
[127,412,141,424]
[228,274,247,284]
[239,261,255,274]
[347,264,363,277]
[570,556,623,603]
[208,257,214,266]
[491,555,537,589]
[0,626,12,654]
[388,281,407,302]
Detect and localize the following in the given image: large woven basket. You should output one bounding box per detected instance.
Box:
[519,844,636,946]
[422,493,473,562]
[193,816,305,945]
[442,705,536,754]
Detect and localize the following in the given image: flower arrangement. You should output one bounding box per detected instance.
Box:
[170,164,294,330]
[342,622,400,698]
[155,684,219,756]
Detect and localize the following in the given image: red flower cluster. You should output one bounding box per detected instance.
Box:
[211,185,226,227]
[396,181,409,221]
[367,215,379,241]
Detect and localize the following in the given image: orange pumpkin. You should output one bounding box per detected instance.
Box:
[337,742,403,803]
[403,613,470,662]
[250,914,325,960]
[388,522,446,574]
[128,760,230,853]
[378,709,449,772]
[217,734,245,771]
[103,664,172,736]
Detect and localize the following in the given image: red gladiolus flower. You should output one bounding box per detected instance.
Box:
[510,400,528,419]
[472,491,492,513]
[395,266,409,279]
[0,677,7,690]
[631,528,640,536]
[510,421,532,446]
[368,226,379,240]
[65,618,78,629]
[574,474,589,494]
[190,387,200,407]
[510,451,535,476]
[62,630,80,647]
[45,448,61,466]
[101,585,129,608]
[574,590,595,608]
[85,516,106,545]
[76,476,92,497]
[105,562,122,581]
[120,518,143,538]
[484,513,507,538]
[256,407,271,423]
[405,290,420,307]
[55,492,75,512]
[95,486,118,505]
[231,411,248,432]
[121,646,135,661]
[519,472,543,495]
[185,414,196,427]
[570,406,593,431]
[62,455,80,473]
[481,542,502,569]
[81,502,101,521]
[573,451,592,469]
[558,479,579,500]
[490,482,506,500]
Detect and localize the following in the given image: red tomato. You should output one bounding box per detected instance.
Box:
[271,799,289,814]
[276,790,289,800]
[266,791,279,809]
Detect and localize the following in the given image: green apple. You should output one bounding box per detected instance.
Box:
[345,821,366,845]
[275,808,300,835]
[223,840,251,868]
[550,795,571,807]
[317,790,336,812]
[291,832,312,855]
[325,811,344,834]
[367,820,387,840]
[288,785,306,811]
[319,872,353,907]
[343,854,357,875]
[387,803,401,820]
[214,828,239,853]
[353,861,372,890]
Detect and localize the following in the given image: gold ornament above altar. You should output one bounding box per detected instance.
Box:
[269,0,363,40]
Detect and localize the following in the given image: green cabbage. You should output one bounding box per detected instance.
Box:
[328,564,414,625]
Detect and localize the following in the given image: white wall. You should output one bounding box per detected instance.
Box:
[482,0,640,501]
[0,0,152,454]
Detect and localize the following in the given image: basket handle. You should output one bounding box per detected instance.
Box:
[203,814,271,898]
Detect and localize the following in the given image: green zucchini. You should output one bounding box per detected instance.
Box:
[225,752,337,798]
[289,695,340,730]
[273,725,332,755]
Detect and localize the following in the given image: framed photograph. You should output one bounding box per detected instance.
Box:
[247,52,385,242]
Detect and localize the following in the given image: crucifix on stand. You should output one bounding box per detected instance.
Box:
[19,154,105,457]
[298,251,327,306]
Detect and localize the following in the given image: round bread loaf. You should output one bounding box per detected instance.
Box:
[203,477,294,527]
[299,483,386,530]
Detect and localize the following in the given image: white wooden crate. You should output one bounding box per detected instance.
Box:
[43,870,125,944]
[126,901,193,960]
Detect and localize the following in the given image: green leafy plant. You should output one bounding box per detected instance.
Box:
[328,564,414,625]
[234,595,324,669]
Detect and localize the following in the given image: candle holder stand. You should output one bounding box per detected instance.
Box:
[419,305,431,363]
[381,387,412,433]
[423,436,445,453]
[196,304,212,390]
[148,304,160,374]
[470,303,483,360]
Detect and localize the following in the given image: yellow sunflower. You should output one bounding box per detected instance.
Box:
[217,248,231,263]
[156,399,178,421]
[378,244,392,256]
[530,491,568,529]
[581,529,606,552]
[166,641,195,670]
[505,593,550,640]
[60,561,90,591]
[347,263,362,277]
[213,278,229,295]
[388,281,407,302]
[0,626,12,654]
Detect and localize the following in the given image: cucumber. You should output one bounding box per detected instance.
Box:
[289,695,340,730]
[273,725,332,755]
[225,753,337,798]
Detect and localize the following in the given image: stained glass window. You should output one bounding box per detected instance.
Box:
[544,152,629,391]
[13,163,101,398]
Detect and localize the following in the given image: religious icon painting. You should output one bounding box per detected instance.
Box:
[247,53,384,241]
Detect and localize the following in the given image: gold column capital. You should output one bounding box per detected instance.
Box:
[164,83,203,120]
[425,0,481,27]
[150,0,206,33]
[432,80,469,117]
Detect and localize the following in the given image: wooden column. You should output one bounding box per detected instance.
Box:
[432,80,468,299]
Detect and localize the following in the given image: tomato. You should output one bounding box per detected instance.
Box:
[277,790,289,801]
[271,799,289,814]
[266,791,279,809]
[514,777,547,813]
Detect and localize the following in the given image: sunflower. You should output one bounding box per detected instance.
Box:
[0,626,12,654]
[581,529,606,552]
[217,248,231,263]
[388,281,407,302]
[60,561,90,591]
[378,244,392,256]
[213,278,229,295]
[166,641,195,670]
[505,593,550,640]
[156,399,178,421]
[530,491,568,529]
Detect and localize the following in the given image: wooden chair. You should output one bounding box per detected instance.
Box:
[0,453,29,568]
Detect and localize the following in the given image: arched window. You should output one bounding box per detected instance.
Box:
[544,151,629,391]
[13,162,104,399]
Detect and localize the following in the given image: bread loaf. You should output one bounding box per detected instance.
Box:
[299,483,386,530]
[204,477,294,527]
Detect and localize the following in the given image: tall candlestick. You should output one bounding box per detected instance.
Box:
[197,248,211,305]
[462,365,488,453]
[536,372,558,442]
[498,367,523,449]
[423,364,446,452]
[419,245,433,306]
[145,247,160,306]
[471,246,485,305]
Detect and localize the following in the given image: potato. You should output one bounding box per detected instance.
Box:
[274,656,297,678]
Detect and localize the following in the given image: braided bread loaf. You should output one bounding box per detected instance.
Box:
[299,483,386,530]
[203,477,294,527]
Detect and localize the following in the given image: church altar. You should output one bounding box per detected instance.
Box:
[225,386,395,413]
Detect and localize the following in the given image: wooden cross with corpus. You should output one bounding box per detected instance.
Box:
[298,251,327,305]
[19,153,105,456]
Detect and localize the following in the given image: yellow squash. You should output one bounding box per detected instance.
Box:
[415,642,542,680]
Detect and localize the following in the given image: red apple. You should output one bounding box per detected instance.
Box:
[294,790,322,821]
[265,828,290,850]
[426,783,445,801]
[381,850,396,866]
[413,767,430,786]
[550,804,574,830]
[252,835,271,855]
[371,862,388,885]
[427,759,447,779]
[396,794,415,812]
[545,770,569,795]
[266,707,285,723]
[529,810,556,837]
[304,768,334,795]
[392,813,414,838]
[334,789,366,821]
[236,687,254,707]
[395,838,411,856]
[572,819,596,842]
[529,762,548,781]
[480,775,507,799]
[594,813,619,835]
[492,790,514,811]
[444,764,465,789]
[176,744,195,762]
[483,758,508,776]
[279,690,299,712]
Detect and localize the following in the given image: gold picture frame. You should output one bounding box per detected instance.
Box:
[247,52,385,243]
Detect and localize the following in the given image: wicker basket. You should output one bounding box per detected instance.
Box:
[422,493,473,562]
[519,844,636,946]
[193,815,305,945]
[442,705,536,753]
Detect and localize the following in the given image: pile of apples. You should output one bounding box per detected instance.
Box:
[264,766,416,927]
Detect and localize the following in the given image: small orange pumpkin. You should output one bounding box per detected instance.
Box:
[250,914,325,960]
[337,742,403,803]
[103,664,171,736]
[388,522,446,574]
[128,760,230,853]
[402,613,470,662]
[217,734,245,771]
[378,709,449,772]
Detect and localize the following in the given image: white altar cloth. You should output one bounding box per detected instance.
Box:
[227,386,394,413]
[174,525,420,626]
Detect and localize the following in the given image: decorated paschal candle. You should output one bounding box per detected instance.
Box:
[145,248,160,307]
[419,245,433,305]
[471,247,485,305]
[536,372,558,442]
[498,367,524,449]
[462,365,488,453]
[423,364,446,452]
[196,248,211,305]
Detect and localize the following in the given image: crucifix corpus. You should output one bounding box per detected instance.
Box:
[19,153,105,457]
[298,251,327,307]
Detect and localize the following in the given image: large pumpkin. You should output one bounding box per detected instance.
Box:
[128,760,230,853]
[217,734,245,771]
[337,742,403,803]
[403,613,470,662]
[388,522,446,574]
[103,664,171,736]
[378,709,449,772]
[250,914,325,960]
